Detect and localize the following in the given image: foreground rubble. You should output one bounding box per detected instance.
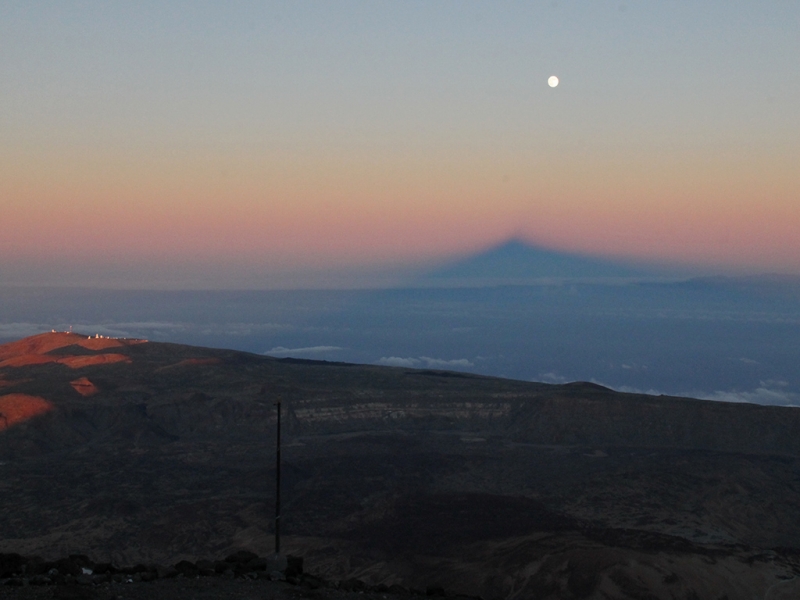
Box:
[0,552,478,600]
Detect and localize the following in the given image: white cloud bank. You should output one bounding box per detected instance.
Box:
[377,357,420,368]
[610,380,800,407]
[692,383,800,407]
[265,346,343,356]
[376,356,474,369]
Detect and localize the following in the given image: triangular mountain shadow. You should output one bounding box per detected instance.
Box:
[421,239,661,286]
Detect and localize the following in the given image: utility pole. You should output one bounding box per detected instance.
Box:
[274,397,281,556]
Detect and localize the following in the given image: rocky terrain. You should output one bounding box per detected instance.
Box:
[0,550,438,600]
[1,332,800,599]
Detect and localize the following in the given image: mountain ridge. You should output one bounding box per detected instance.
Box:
[1,333,800,599]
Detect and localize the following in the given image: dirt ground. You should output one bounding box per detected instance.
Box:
[0,578,439,600]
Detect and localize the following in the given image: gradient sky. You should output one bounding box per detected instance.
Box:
[2,1,799,288]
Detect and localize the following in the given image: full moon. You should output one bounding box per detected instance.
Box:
[548,75,559,88]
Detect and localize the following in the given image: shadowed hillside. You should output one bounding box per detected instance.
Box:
[1,332,799,599]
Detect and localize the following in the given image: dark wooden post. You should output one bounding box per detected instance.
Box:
[274,398,281,556]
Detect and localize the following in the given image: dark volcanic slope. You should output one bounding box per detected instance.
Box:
[1,333,800,600]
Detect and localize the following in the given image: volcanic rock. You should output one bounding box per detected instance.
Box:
[1,332,800,599]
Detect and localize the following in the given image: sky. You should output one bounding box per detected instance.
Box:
[2,1,799,288]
